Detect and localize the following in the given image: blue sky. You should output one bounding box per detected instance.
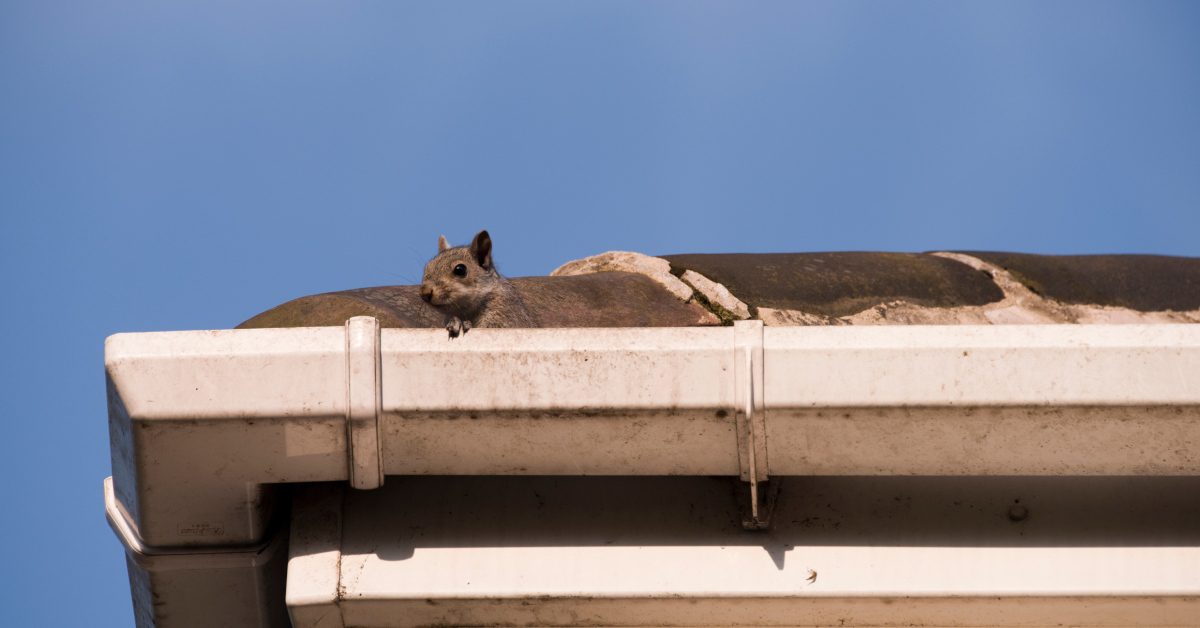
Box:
[1,2,1197,625]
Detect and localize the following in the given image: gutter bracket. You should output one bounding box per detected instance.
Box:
[734,320,774,529]
[346,316,384,490]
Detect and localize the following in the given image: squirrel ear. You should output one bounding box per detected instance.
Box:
[469,230,493,269]
[437,235,449,252]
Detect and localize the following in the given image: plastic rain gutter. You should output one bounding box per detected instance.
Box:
[103,318,1200,626]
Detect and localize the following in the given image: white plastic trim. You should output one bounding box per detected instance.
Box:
[287,476,1200,628]
[104,323,1200,627]
[104,323,1200,544]
[103,477,280,571]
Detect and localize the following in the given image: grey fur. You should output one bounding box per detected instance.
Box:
[419,230,537,338]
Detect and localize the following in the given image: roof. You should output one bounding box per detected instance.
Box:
[239,251,1200,329]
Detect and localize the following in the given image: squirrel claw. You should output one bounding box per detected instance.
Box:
[446,316,466,339]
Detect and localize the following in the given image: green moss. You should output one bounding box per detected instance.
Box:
[679,277,741,326]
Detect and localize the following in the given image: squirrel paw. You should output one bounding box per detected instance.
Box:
[446,316,469,339]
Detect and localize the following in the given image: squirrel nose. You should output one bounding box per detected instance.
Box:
[419,286,433,303]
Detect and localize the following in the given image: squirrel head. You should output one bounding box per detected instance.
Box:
[419,230,501,317]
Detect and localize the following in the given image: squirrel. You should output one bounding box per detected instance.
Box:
[419,229,537,338]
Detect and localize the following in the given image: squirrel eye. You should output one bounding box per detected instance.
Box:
[452,263,467,277]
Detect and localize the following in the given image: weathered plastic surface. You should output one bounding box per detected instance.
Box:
[105,322,1200,626]
[106,323,1200,544]
[104,478,289,628]
[762,324,1200,475]
[287,476,1200,627]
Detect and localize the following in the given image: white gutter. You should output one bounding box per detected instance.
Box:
[104,319,1200,626]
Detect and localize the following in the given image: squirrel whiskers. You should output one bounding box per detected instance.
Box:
[419,230,537,338]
